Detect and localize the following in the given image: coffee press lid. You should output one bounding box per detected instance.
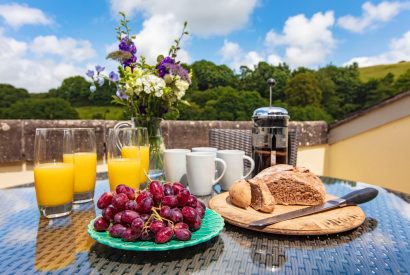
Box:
[252,106,289,119]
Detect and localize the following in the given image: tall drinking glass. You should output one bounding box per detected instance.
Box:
[34,128,74,218]
[63,128,97,203]
[120,127,150,185]
[107,128,141,191]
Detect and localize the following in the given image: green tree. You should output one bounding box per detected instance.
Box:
[359,73,397,108]
[51,76,95,106]
[239,62,291,101]
[6,98,79,119]
[289,105,332,122]
[291,67,315,76]
[190,60,237,90]
[394,69,410,92]
[285,72,322,107]
[180,87,267,121]
[0,84,30,108]
[315,71,339,120]
[318,64,362,118]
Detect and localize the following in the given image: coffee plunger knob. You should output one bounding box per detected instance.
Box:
[267,78,276,107]
[267,78,276,86]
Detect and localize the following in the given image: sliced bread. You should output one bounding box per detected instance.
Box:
[249,181,275,213]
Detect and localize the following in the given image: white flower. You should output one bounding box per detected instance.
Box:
[175,80,189,93]
[140,74,165,96]
[133,79,143,95]
[155,90,163,97]
[176,90,185,100]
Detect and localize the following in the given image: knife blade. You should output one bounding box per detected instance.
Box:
[249,187,378,228]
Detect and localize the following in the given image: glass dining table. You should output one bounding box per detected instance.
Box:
[0,177,409,274]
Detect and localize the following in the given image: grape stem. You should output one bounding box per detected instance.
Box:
[152,208,174,226]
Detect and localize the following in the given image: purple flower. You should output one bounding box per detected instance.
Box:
[163,62,191,84]
[97,77,104,87]
[157,56,175,77]
[95,65,105,73]
[86,70,94,78]
[90,85,96,93]
[109,71,119,82]
[119,37,137,54]
[118,36,137,70]
[116,89,128,100]
[123,55,137,69]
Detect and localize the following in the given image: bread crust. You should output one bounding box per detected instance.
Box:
[228,179,251,209]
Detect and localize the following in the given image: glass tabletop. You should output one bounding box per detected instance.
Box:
[0,178,409,274]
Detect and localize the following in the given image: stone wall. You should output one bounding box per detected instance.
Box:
[0,120,327,164]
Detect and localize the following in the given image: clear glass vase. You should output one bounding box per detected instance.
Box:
[131,117,165,180]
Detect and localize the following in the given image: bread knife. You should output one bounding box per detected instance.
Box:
[249,187,378,227]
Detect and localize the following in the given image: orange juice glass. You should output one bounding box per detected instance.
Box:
[107,128,143,191]
[121,145,150,184]
[108,158,141,190]
[66,128,97,203]
[34,128,74,218]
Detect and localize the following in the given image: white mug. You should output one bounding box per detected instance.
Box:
[186,152,227,196]
[191,147,218,155]
[217,150,255,190]
[164,149,191,186]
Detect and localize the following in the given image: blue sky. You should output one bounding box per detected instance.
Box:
[0,0,409,92]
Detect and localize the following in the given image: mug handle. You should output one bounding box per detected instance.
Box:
[242,155,255,179]
[213,158,227,184]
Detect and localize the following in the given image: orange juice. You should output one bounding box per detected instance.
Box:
[121,145,150,183]
[108,158,140,190]
[63,152,97,193]
[34,163,74,206]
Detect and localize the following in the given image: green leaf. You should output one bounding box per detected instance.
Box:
[157,55,164,63]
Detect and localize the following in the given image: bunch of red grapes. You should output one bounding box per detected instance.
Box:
[93,181,206,244]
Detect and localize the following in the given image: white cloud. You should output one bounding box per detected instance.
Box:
[132,14,190,64]
[344,31,410,67]
[338,1,410,33]
[265,11,335,67]
[31,36,96,62]
[267,54,282,66]
[109,0,258,63]
[110,0,257,37]
[219,40,264,71]
[0,30,95,93]
[0,3,52,28]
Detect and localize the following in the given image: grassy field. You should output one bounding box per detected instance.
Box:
[75,106,124,120]
[358,61,410,82]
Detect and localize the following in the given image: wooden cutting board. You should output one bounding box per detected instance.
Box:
[208,192,366,235]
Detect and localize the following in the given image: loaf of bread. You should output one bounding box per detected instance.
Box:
[249,164,326,206]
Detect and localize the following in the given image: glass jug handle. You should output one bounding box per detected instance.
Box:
[113,121,133,151]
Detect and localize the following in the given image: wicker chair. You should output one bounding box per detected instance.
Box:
[209,129,298,166]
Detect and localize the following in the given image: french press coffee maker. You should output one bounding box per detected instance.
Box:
[251,78,290,176]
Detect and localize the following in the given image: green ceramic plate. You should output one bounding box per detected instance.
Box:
[87,208,224,251]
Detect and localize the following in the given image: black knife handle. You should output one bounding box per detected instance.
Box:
[341,187,379,206]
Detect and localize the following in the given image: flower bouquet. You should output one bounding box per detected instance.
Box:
[87,12,191,177]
